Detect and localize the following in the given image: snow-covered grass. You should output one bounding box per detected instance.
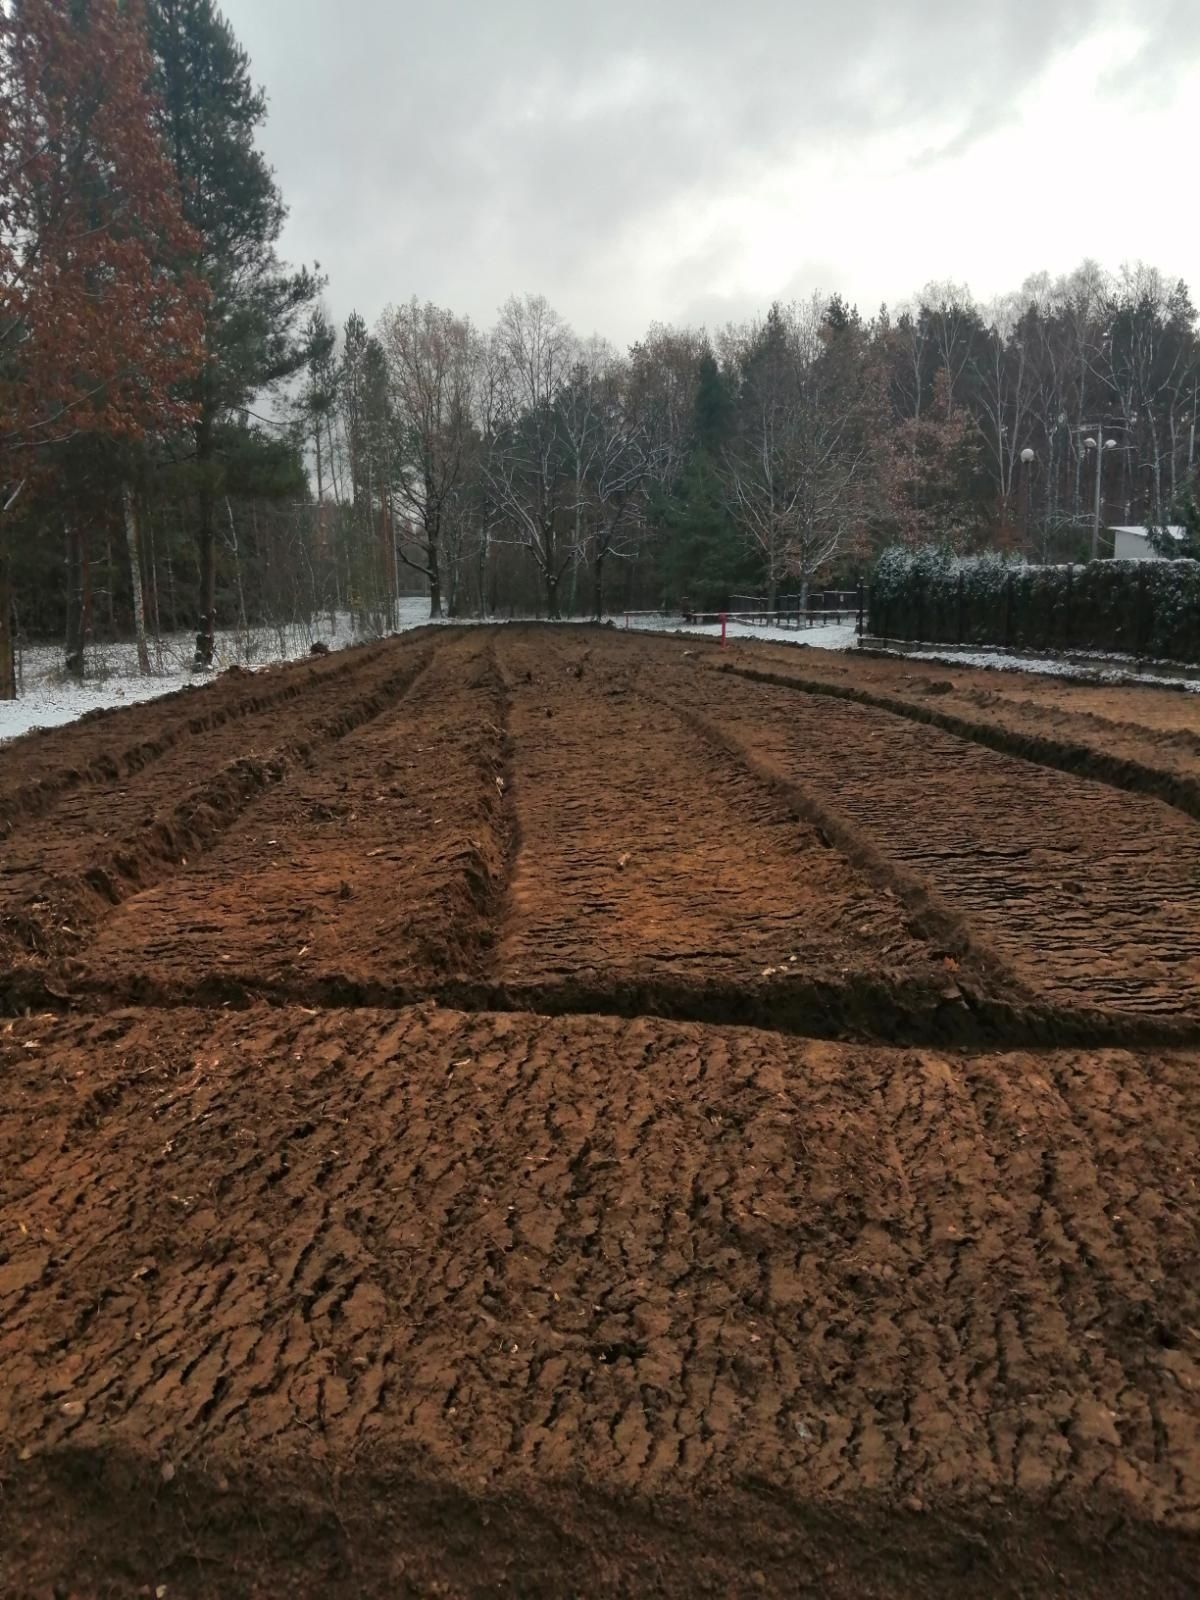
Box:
[864,640,1200,692]
[0,604,433,744]
[617,613,860,651]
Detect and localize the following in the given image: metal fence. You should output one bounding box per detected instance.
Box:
[722,592,859,628]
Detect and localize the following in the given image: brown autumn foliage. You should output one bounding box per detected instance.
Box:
[1,0,207,694]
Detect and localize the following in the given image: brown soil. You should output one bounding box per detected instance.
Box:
[719,637,1200,817]
[1,626,1198,1598]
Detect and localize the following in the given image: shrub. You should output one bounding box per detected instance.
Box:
[868,547,1200,662]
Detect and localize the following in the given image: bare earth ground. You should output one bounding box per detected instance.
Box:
[1,626,1198,1597]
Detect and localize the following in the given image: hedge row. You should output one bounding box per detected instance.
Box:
[868,547,1200,662]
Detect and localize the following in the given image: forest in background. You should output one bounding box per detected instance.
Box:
[3,0,1200,698]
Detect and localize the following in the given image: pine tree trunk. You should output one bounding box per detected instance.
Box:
[428,555,442,618]
[122,487,152,675]
[65,521,88,679]
[194,418,217,668]
[0,532,14,701]
[427,517,443,618]
[225,496,248,636]
[105,533,117,635]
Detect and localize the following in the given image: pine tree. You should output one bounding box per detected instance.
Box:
[146,0,320,667]
[657,348,751,608]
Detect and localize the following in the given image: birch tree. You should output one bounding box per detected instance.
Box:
[724,298,880,608]
[378,298,477,618]
[486,294,577,617]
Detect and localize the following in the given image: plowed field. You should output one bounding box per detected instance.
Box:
[1,626,1198,1598]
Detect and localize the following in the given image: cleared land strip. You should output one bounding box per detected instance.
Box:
[712,657,1200,823]
[6,626,1200,1045]
[713,633,1200,794]
[0,634,404,837]
[493,631,990,1041]
[655,659,1200,1025]
[68,632,511,1003]
[0,635,439,992]
[0,1004,1197,1594]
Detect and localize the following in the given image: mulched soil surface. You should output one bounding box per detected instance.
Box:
[1,625,1198,1597]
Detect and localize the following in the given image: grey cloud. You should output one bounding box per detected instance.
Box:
[219,0,1194,342]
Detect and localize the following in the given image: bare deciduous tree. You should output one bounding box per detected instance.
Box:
[486,294,577,617]
[378,298,477,618]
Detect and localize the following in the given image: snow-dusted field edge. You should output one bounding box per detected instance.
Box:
[0,606,861,744]
[0,603,429,744]
[5,605,1196,745]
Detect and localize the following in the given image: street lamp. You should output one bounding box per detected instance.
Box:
[1072,423,1124,560]
[1019,447,1037,549]
[1084,436,1118,560]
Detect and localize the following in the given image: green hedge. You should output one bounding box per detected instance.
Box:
[869,548,1200,662]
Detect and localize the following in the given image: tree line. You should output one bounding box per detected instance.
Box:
[289,260,1200,627]
[4,3,1200,701]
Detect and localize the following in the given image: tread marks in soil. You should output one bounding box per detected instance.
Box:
[0,1007,1197,1547]
[2,628,1200,1597]
[659,657,1200,1028]
[65,632,516,1002]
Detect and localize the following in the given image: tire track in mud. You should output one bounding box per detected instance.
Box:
[2,1005,1197,1538]
[0,640,439,996]
[656,658,1200,1027]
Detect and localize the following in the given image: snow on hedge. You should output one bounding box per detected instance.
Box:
[870,547,1200,662]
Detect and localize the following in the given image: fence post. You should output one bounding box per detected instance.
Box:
[856,582,865,639]
[1004,572,1015,648]
[720,611,727,649]
[956,572,965,644]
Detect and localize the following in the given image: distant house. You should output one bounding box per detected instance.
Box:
[1110,525,1186,561]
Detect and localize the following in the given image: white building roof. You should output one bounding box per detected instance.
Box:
[1111,525,1185,541]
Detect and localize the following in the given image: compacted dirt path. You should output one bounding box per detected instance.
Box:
[1,626,1198,1598]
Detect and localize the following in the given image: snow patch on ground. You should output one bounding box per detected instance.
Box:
[0,604,435,744]
[0,605,864,744]
[0,606,864,745]
[870,642,1200,692]
[619,614,859,651]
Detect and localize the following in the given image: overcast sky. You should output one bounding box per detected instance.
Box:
[221,0,1200,345]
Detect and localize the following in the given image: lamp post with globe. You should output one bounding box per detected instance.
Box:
[1020,446,1036,552]
[1068,423,1128,560]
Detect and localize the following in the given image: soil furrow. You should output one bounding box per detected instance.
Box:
[0,635,406,837]
[53,633,511,1002]
[0,1003,1197,1599]
[3,625,1199,1599]
[655,656,1200,1023]
[0,641,437,984]
[713,659,1200,824]
[493,632,962,1015]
